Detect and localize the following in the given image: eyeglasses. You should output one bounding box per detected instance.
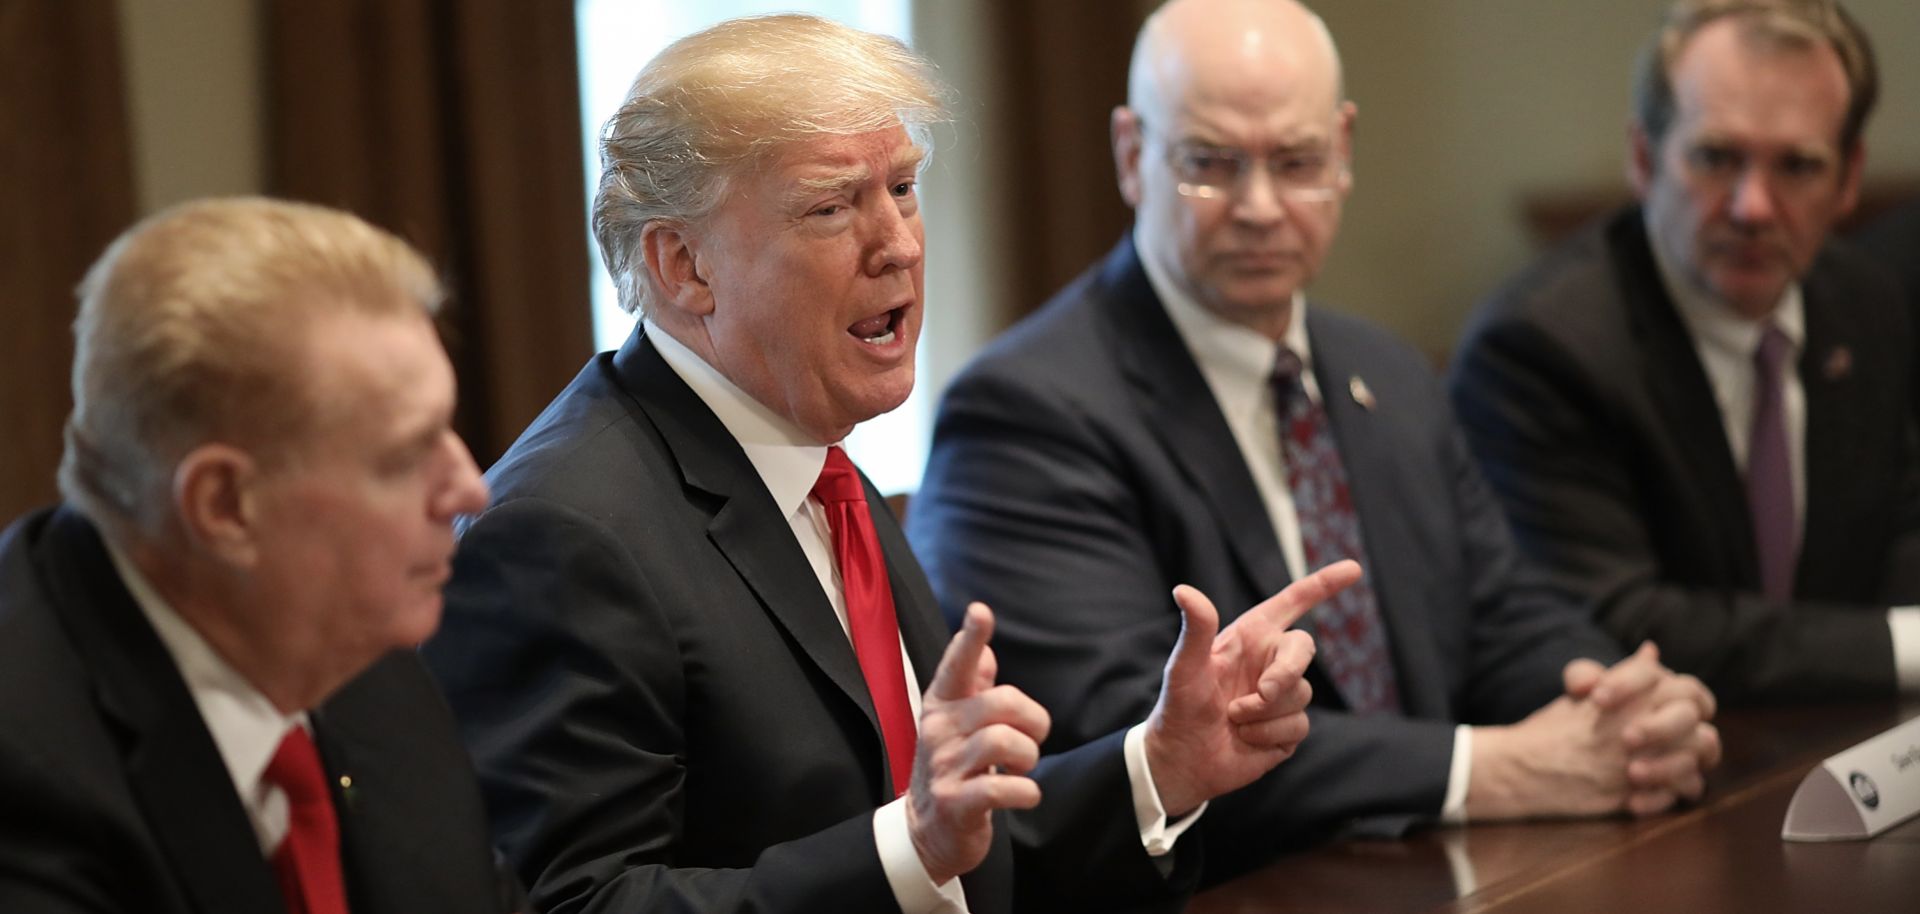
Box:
[1141,121,1344,202]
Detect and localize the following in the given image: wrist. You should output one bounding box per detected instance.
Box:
[1143,724,1203,818]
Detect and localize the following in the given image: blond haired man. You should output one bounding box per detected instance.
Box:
[427,13,1350,914]
[0,198,509,913]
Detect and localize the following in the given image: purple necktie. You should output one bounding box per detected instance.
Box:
[1273,348,1400,714]
[1747,324,1796,603]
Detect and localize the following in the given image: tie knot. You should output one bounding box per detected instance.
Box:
[811,447,865,505]
[1755,323,1793,372]
[1271,346,1308,406]
[264,727,328,807]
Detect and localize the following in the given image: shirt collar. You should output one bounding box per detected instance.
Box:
[101,537,303,809]
[644,318,831,519]
[1136,226,1314,399]
[1647,222,1806,362]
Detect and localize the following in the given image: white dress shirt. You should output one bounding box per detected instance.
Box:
[1648,241,1920,691]
[645,320,1199,913]
[102,539,306,855]
[1138,237,1476,822]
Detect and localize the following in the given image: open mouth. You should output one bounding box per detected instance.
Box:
[849,306,905,346]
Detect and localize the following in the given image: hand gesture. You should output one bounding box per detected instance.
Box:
[1143,560,1359,816]
[906,604,1053,884]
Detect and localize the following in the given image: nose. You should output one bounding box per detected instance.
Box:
[1727,164,1779,226]
[435,432,491,520]
[1229,164,1288,228]
[864,198,924,276]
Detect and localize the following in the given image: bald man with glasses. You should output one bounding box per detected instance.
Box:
[908,0,1721,880]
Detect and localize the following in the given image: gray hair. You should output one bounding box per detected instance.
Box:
[1633,0,1877,153]
[591,13,951,316]
[62,197,444,534]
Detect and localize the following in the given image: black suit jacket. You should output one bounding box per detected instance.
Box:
[907,238,1617,877]
[0,508,516,914]
[423,330,1192,914]
[1850,200,1920,427]
[1450,207,1920,702]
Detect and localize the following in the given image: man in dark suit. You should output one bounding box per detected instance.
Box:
[908,0,1720,879]
[1850,199,1920,426]
[1451,0,1920,702]
[0,198,513,913]
[424,14,1346,914]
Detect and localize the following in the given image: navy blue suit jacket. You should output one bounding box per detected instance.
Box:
[0,508,516,914]
[1451,207,1920,701]
[909,238,1616,877]
[424,329,1196,914]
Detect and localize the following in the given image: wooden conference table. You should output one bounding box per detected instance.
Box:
[1190,702,1920,913]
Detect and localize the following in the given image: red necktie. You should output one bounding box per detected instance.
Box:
[264,727,350,914]
[812,447,918,797]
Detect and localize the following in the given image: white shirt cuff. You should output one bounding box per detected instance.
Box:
[1124,722,1206,856]
[1439,725,1472,824]
[873,798,968,913]
[1889,608,1920,693]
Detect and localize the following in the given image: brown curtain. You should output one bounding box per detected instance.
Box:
[976,0,1154,324]
[0,0,139,522]
[266,0,594,467]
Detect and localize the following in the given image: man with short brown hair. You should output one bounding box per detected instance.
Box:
[1452,0,1920,701]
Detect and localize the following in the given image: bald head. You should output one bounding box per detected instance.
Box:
[1114,0,1355,340]
[1127,0,1344,126]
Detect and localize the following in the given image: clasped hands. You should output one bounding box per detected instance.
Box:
[1469,641,1722,820]
[905,560,1360,883]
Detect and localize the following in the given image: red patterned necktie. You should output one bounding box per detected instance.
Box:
[263,726,350,914]
[1747,324,1797,603]
[812,447,918,797]
[1273,348,1402,714]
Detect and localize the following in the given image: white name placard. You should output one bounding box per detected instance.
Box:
[1781,713,1920,841]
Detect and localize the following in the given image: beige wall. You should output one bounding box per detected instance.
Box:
[116,0,262,212]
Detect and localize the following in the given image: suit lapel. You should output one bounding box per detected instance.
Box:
[1796,260,1862,592]
[37,509,286,914]
[871,485,947,689]
[1305,313,1444,715]
[1099,239,1297,615]
[1610,214,1760,587]
[614,331,892,794]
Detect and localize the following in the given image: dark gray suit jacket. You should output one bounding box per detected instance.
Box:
[0,507,517,914]
[1451,207,1920,702]
[424,330,1195,914]
[908,237,1616,879]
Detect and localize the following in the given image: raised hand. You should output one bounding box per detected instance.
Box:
[1144,560,1358,816]
[906,603,1053,884]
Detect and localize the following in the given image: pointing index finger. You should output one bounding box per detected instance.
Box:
[930,602,995,701]
[1255,559,1361,630]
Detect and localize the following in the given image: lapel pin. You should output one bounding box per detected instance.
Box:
[1823,345,1852,381]
[1349,376,1376,411]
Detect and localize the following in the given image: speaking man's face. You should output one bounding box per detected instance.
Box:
[691,125,927,443]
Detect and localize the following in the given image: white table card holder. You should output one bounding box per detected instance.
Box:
[1781,713,1920,841]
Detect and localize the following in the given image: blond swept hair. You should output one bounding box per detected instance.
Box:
[592,13,951,316]
[1633,0,1877,153]
[62,197,445,533]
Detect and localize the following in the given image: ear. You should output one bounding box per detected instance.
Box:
[640,221,714,318]
[1335,100,1359,194]
[1627,121,1656,198]
[1112,106,1145,208]
[171,443,261,567]
[1836,141,1865,218]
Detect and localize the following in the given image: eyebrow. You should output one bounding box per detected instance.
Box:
[784,147,928,208]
